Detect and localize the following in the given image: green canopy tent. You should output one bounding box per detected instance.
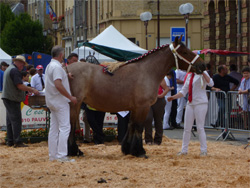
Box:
[78,25,147,61]
[81,42,145,61]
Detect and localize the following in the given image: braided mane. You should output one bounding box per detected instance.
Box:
[100,44,170,74]
[126,44,169,64]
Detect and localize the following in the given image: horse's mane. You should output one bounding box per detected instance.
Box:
[100,44,169,73]
[127,44,169,64]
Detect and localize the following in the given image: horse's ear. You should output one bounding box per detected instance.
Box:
[174,36,179,45]
[89,52,91,55]
[178,35,183,43]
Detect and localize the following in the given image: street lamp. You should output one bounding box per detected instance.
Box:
[179,3,194,48]
[140,12,152,50]
[52,21,58,45]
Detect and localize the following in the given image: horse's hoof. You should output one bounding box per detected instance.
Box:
[78,150,84,157]
[138,154,148,159]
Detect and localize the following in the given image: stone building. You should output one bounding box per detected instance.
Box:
[98,0,204,51]
[203,0,250,72]
[27,0,205,58]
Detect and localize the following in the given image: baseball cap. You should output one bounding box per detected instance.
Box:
[36,65,44,70]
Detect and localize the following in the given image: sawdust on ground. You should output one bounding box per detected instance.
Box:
[0,131,250,188]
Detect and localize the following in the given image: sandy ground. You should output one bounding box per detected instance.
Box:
[0,131,250,188]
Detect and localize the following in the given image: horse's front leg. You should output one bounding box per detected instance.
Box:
[121,107,149,158]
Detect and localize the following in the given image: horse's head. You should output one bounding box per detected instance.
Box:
[171,36,206,74]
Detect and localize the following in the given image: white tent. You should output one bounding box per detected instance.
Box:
[0,48,12,64]
[74,25,147,62]
[73,46,115,63]
[90,25,147,54]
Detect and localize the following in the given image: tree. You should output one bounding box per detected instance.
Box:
[1,13,53,55]
[0,3,15,33]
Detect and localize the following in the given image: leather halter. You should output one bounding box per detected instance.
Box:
[170,43,200,72]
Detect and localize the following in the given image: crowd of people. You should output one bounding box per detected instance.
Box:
[1,45,249,161]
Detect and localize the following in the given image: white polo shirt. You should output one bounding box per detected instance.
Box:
[45,59,71,110]
[31,73,45,91]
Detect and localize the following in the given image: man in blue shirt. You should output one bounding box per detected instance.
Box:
[238,67,250,130]
[0,69,3,91]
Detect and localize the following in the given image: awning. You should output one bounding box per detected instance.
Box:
[193,49,250,57]
[82,42,143,61]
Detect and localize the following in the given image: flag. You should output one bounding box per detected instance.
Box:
[46,0,57,20]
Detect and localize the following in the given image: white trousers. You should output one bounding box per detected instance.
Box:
[48,103,71,159]
[176,95,187,124]
[181,103,208,153]
[163,97,172,129]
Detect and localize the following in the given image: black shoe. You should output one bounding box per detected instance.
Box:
[211,124,218,128]
[153,142,161,145]
[14,143,28,148]
[7,143,14,147]
[164,127,174,130]
[83,139,91,143]
[174,124,183,129]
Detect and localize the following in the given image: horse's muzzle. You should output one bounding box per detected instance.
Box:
[193,62,206,75]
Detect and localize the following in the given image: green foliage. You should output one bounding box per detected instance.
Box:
[1,13,53,55]
[0,3,15,32]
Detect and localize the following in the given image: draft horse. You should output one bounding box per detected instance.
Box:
[67,36,206,157]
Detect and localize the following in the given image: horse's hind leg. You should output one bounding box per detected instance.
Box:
[68,103,84,156]
[121,108,149,158]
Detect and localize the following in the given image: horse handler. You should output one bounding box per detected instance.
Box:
[45,46,77,162]
[168,70,214,156]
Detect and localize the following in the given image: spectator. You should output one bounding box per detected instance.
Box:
[45,46,77,162]
[175,69,187,128]
[211,65,239,128]
[21,71,30,105]
[0,61,9,71]
[67,53,78,65]
[144,79,169,145]
[85,105,105,145]
[21,71,30,86]
[206,63,213,77]
[1,55,39,147]
[229,64,242,90]
[116,111,130,144]
[0,69,4,91]
[26,64,34,73]
[168,70,214,156]
[169,69,178,128]
[29,68,37,83]
[238,67,250,130]
[163,71,174,130]
[31,65,45,91]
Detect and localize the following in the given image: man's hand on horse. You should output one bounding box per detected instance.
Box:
[68,72,74,79]
[70,96,77,105]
